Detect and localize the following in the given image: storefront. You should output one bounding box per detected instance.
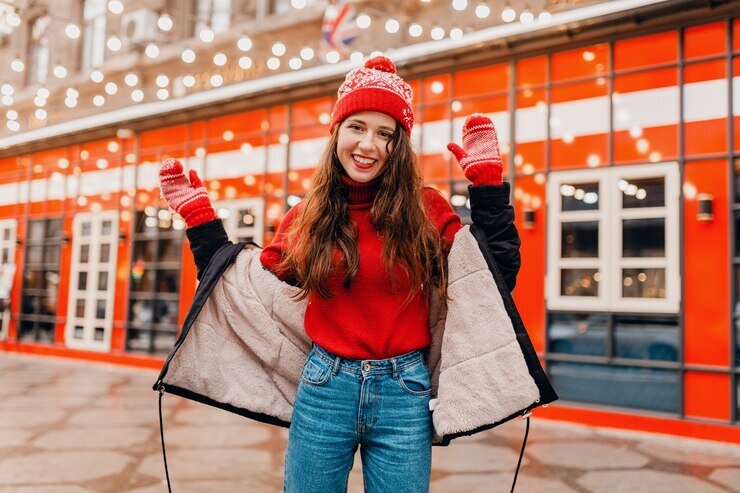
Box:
[1,0,739,442]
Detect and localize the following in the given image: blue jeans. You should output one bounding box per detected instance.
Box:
[284,342,433,493]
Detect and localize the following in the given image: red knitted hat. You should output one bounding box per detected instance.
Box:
[330,56,414,135]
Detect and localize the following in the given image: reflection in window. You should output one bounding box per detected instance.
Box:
[549,361,679,413]
[614,314,678,361]
[621,177,665,208]
[561,221,598,258]
[19,219,62,344]
[622,218,665,257]
[547,312,607,356]
[560,183,599,211]
[622,268,665,298]
[126,209,183,355]
[82,0,106,69]
[28,16,51,86]
[560,269,599,297]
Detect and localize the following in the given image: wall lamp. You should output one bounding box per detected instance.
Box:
[697,193,714,222]
[522,208,536,230]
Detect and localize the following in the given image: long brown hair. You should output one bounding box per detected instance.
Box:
[275,120,451,310]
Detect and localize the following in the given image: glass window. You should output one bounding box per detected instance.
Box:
[548,361,679,413]
[622,218,665,257]
[560,269,599,297]
[82,0,106,69]
[614,31,678,71]
[194,0,232,33]
[561,182,599,211]
[19,219,62,344]
[622,268,665,298]
[27,16,51,86]
[547,313,607,356]
[551,44,609,82]
[561,222,598,258]
[614,315,678,361]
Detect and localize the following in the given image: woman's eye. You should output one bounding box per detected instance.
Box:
[380,132,392,139]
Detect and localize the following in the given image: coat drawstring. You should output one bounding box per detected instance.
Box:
[157,384,172,493]
[510,411,531,493]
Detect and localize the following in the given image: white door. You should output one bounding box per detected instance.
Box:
[0,219,17,340]
[65,211,119,351]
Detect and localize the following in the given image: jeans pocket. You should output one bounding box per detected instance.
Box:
[396,361,432,396]
[300,353,332,387]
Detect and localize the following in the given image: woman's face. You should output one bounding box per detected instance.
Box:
[336,111,397,183]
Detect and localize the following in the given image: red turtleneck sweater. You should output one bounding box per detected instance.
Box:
[259,174,462,360]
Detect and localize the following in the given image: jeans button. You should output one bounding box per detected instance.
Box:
[363,363,371,371]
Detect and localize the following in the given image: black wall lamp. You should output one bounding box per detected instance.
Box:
[523,208,536,230]
[697,193,714,222]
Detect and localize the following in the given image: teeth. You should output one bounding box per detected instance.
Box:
[353,155,375,165]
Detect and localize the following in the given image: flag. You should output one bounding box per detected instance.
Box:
[321,0,362,58]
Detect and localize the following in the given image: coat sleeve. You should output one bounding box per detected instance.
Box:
[185,218,232,281]
[468,182,522,292]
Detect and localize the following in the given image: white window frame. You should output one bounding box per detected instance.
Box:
[546,162,680,313]
[214,198,265,245]
[82,0,106,69]
[65,211,119,351]
[0,219,17,341]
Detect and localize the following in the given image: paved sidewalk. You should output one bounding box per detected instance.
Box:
[1,352,739,493]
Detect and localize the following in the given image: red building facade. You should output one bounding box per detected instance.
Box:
[1,5,739,443]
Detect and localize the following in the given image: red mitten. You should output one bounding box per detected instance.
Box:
[158,158,217,228]
[447,113,503,186]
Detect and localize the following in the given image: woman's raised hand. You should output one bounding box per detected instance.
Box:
[158,158,217,228]
[447,113,503,186]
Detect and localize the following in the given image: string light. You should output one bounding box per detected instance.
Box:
[108,0,124,14]
[7,121,20,132]
[238,36,252,51]
[409,23,423,37]
[210,74,223,86]
[181,48,196,63]
[145,43,160,58]
[53,64,68,78]
[6,110,18,120]
[291,0,307,8]
[65,23,80,39]
[1,84,13,96]
[214,52,227,66]
[266,57,280,70]
[430,26,445,40]
[90,70,104,83]
[289,57,302,70]
[475,3,490,18]
[199,28,215,43]
[1,96,13,106]
[300,47,314,61]
[520,9,534,24]
[385,18,400,34]
[34,96,46,107]
[538,10,552,23]
[93,95,105,107]
[11,58,24,72]
[452,0,468,11]
[107,36,122,51]
[502,6,516,22]
[356,14,371,29]
[156,75,169,88]
[35,108,47,119]
[124,73,138,86]
[6,10,20,27]
[239,56,253,69]
[272,42,286,56]
[157,13,173,31]
[326,51,340,64]
[157,89,169,100]
[450,27,463,40]
[350,51,364,65]
[131,89,144,102]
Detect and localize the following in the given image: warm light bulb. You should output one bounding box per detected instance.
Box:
[108,0,124,14]
[65,24,81,39]
[238,36,252,51]
[272,42,286,56]
[356,14,371,29]
[300,47,314,60]
[107,36,122,51]
[289,57,302,70]
[199,29,214,43]
[157,13,173,31]
[145,43,160,58]
[10,58,24,72]
[409,24,423,37]
[105,82,118,95]
[181,49,196,63]
[91,70,104,83]
[239,56,253,69]
[93,95,105,106]
[267,57,280,70]
[475,3,490,18]
[213,53,227,66]
[502,7,516,22]
[385,19,400,34]
[131,89,144,102]
[430,26,445,40]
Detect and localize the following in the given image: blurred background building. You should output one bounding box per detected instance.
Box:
[0,0,739,443]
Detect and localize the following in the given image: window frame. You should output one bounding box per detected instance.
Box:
[547,162,680,313]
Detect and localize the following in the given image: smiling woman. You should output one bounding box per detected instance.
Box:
[336,111,397,182]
